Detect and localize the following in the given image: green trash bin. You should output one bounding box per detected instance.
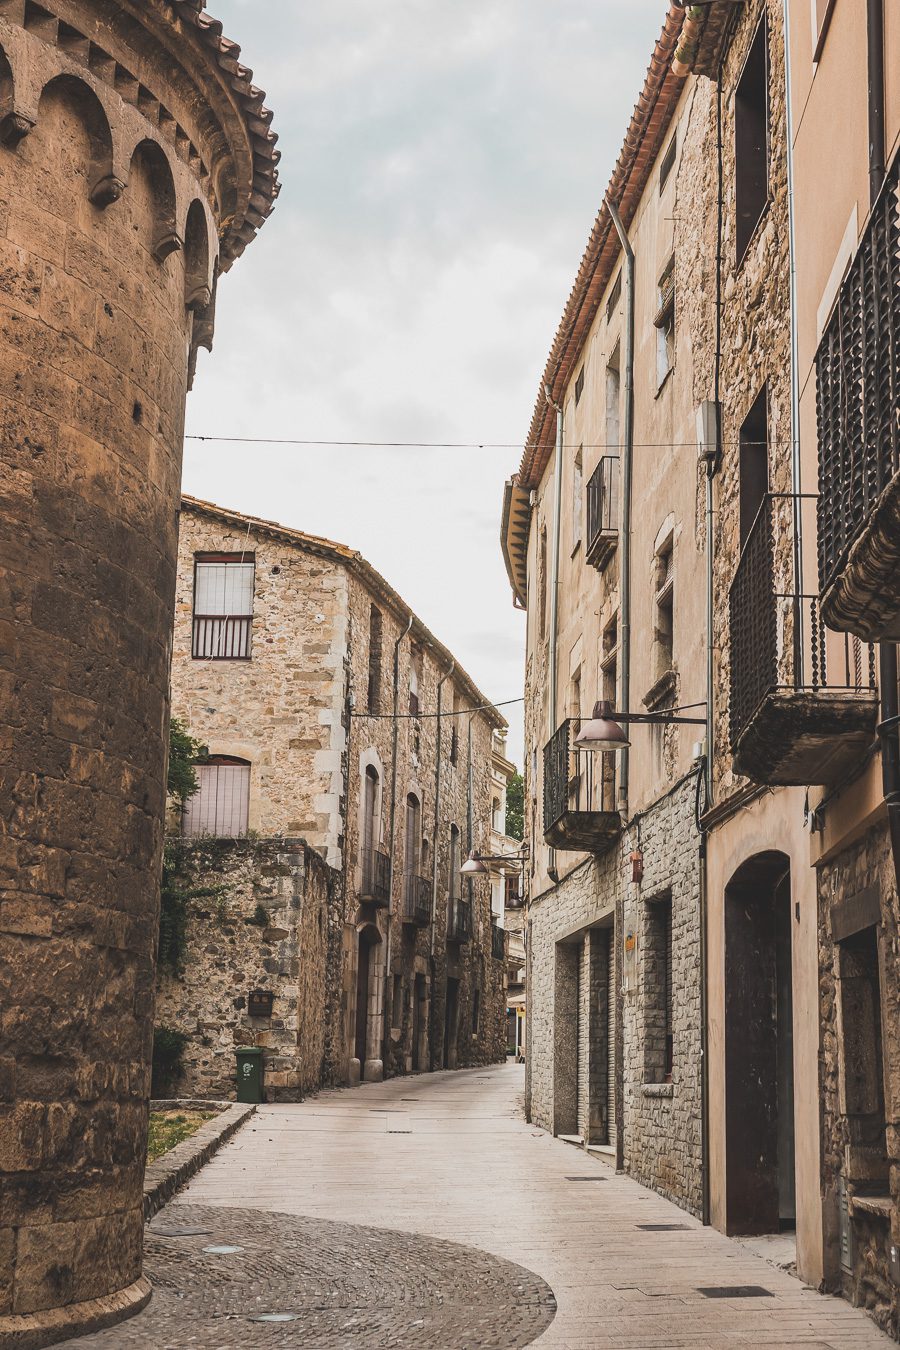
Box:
[235,1046,264,1103]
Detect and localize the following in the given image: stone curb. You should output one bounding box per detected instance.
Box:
[143,1101,256,1222]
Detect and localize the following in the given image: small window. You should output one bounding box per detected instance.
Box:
[600,616,618,810]
[409,644,423,718]
[183,755,250,837]
[735,17,770,264]
[449,689,460,765]
[606,271,622,323]
[367,605,383,713]
[606,346,621,450]
[449,824,461,903]
[192,554,254,659]
[644,892,674,1084]
[538,526,548,643]
[654,258,675,388]
[659,135,677,193]
[574,366,585,406]
[653,539,674,683]
[739,386,769,548]
[572,447,583,551]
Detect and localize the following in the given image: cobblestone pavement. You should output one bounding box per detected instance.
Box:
[76,1203,555,1348]
[75,1062,892,1348]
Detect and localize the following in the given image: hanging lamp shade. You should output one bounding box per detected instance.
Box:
[573,700,631,752]
[460,851,489,875]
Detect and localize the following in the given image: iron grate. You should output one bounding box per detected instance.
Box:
[696,1286,773,1299]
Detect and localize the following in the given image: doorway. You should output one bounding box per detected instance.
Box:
[724,851,795,1234]
[412,973,427,1071]
[444,978,459,1069]
[355,928,378,1066]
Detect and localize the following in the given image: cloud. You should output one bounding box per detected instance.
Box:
[187,0,666,763]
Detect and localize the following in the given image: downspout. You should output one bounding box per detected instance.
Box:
[605,193,634,1175]
[605,195,634,815]
[867,0,900,896]
[783,0,805,681]
[429,661,454,1071]
[544,389,564,738]
[383,612,412,1073]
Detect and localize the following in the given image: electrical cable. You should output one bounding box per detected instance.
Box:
[184,434,798,451]
[351,696,524,721]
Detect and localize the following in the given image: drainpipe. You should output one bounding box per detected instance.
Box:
[544,389,564,738]
[867,0,900,896]
[429,662,454,1070]
[382,612,412,1073]
[605,195,634,816]
[783,0,805,681]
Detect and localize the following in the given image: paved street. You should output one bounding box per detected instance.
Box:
[80,1063,890,1348]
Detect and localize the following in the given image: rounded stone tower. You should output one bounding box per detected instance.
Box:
[0,1,277,1341]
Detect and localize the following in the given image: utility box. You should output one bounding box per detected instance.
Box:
[235,1046,264,1103]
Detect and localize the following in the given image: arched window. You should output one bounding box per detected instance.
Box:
[183,756,250,837]
[404,793,421,888]
[361,765,379,894]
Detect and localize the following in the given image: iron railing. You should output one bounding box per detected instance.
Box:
[360,847,390,906]
[402,873,431,926]
[585,455,620,567]
[192,614,252,659]
[729,494,876,747]
[543,719,616,833]
[447,896,471,943]
[816,156,900,594]
[491,923,506,961]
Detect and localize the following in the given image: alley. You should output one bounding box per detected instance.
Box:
[78,1063,890,1349]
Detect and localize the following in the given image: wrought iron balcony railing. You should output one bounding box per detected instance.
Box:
[360,846,391,906]
[815,155,900,638]
[192,614,252,659]
[402,873,431,927]
[585,455,620,570]
[491,922,506,961]
[728,493,877,785]
[447,896,471,944]
[542,719,620,852]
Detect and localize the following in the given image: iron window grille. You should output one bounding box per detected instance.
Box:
[447,896,471,944]
[585,455,620,569]
[402,873,431,926]
[360,847,391,906]
[192,554,255,660]
[491,923,506,961]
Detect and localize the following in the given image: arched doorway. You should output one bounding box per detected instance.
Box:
[355,925,381,1067]
[724,850,796,1235]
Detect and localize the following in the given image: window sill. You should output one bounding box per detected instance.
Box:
[642,1082,674,1098]
[643,669,678,713]
[849,1194,892,1220]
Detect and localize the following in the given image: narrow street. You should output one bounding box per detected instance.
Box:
[78,1064,889,1349]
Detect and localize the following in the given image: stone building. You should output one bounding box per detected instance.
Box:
[503,0,900,1334]
[0,1,276,1342]
[164,496,507,1098]
[486,729,526,1058]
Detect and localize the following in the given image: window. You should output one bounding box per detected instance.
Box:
[600,617,618,811]
[735,17,770,264]
[654,258,675,388]
[606,346,621,450]
[192,554,254,659]
[574,366,585,405]
[739,386,769,549]
[471,986,481,1036]
[449,688,459,766]
[492,796,503,832]
[449,824,461,903]
[361,766,384,898]
[572,447,583,552]
[659,134,677,193]
[837,924,888,1181]
[367,605,382,713]
[182,755,250,837]
[644,892,674,1084]
[409,644,423,717]
[404,794,421,899]
[606,271,622,323]
[653,539,674,683]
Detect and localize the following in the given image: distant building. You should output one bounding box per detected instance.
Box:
[160,496,507,1099]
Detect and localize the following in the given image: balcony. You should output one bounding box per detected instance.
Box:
[585,455,619,570]
[402,873,431,927]
[816,157,900,641]
[447,896,471,944]
[360,847,390,907]
[491,923,506,961]
[542,719,621,852]
[729,494,878,786]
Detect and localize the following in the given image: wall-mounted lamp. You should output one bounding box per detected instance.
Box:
[461,847,529,876]
[573,699,707,752]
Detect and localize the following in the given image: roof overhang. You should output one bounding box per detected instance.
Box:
[501,476,531,609]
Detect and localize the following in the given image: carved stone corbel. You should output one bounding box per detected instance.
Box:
[0,110,34,146]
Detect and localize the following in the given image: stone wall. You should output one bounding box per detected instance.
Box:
[818,820,900,1336]
[155,837,341,1102]
[0,2,275,1336]
[528,775,703,1216]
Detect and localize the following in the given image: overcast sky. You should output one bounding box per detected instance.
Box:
[184,1,665,766]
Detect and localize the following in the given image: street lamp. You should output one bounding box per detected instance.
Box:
[461,847,529,876]
[573,699,706,752]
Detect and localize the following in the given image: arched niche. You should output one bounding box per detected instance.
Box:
[0,44,29,148]
[37,73,121,207]
[184,197,212,311]
[129,138,180,262]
